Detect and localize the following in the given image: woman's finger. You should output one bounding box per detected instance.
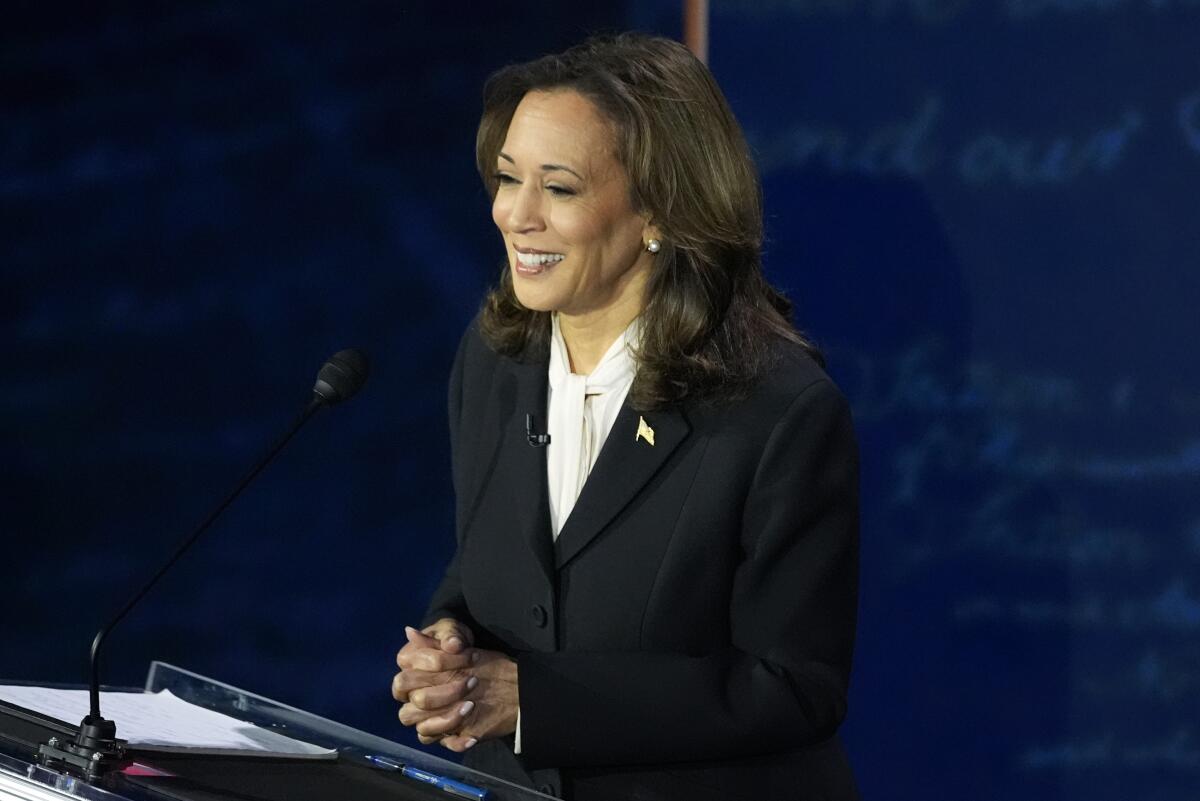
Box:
[414,700,475,739]
[398,701,449,727]
[405,626,440,648]
[410,675,477,711]
[396,631,436,669]
[391,667,447,701]
[439,733,479,753]
[397,626,454,667]
[421,619,474,653]
[398,646,477,672]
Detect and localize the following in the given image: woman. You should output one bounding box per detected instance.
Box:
[391,33,860,801]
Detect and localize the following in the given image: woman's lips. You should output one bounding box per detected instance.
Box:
[515,260,550,276]
[513,248,565,276]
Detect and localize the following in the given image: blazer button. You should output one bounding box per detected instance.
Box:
[529,604,548,628]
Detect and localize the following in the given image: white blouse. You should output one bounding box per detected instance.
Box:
[517,313,639,753]
[545,314,639,538]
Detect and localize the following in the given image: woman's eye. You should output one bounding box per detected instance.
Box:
[547,185,576,197]
[494,172,518,185]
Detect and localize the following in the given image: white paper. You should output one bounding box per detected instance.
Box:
[0,686,335,759]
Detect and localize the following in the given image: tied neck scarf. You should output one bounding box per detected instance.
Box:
[546,314,639,539]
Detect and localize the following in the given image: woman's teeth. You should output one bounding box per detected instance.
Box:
[516,251,565,267]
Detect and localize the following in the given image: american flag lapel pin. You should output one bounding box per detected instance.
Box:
[636,415,655,446]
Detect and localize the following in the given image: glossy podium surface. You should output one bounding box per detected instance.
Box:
[0,662,553,801]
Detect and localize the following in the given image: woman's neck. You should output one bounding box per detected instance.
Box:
[557,304,640,375]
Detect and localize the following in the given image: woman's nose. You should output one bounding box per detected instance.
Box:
[506,184,545,233]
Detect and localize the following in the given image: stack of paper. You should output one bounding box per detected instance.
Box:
[0,685,335,759]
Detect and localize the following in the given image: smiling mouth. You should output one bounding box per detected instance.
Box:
[514,249,565,275]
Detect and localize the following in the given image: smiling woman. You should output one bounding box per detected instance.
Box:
[390,32,861,801]
[491,89,655,359]
[474,33,820,409]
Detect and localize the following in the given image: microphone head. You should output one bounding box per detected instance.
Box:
[313,348,369,406]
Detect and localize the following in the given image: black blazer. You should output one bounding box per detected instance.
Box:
[424,320,860,801]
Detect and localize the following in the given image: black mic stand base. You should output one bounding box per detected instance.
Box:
[37,715,128,780]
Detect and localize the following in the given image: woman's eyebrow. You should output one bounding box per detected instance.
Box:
[498,151,584,181]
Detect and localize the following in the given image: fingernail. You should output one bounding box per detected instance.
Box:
[447,636,463,649]
[458,701,475,716]
[404,626,418,638]
[471,651,481,664]
[464,737,478,749]
[466,676,479,691]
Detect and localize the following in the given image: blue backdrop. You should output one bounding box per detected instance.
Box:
[3,3,1197,800]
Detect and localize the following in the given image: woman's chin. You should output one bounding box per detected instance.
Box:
[512,282,561,313]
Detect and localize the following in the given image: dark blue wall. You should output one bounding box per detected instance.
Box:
[4,2,1198,800]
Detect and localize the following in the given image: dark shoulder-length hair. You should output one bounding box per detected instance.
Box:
[476,32,821,409]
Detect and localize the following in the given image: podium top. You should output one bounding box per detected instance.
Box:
[0,662,555,801]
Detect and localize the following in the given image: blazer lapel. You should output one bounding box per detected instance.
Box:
[499,356,556,587]
[554,403,690,569]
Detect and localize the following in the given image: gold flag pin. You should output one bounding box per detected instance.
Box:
[636,416,655,446]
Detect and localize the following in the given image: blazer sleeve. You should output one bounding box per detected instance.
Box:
[516,378,860,768]
[421,323,480,633]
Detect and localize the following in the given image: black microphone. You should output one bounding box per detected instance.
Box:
[526,413,551,447]
[38,348,369,780]
[312,348,369,407]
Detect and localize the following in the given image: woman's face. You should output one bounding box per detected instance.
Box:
[491,90,655,319]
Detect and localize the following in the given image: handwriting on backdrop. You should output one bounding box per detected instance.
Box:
[847,337,1199,783]
[849,335,1199,780]
[751,93,1200,186]
[844,339,1199,555]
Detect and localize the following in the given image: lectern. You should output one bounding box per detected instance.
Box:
[0,662,552,801]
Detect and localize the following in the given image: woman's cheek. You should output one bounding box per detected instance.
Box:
[491,197,509,231]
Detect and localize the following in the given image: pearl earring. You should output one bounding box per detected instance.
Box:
[646,239,661,253]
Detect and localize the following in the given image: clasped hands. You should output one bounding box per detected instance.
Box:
[391,618,518,752]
